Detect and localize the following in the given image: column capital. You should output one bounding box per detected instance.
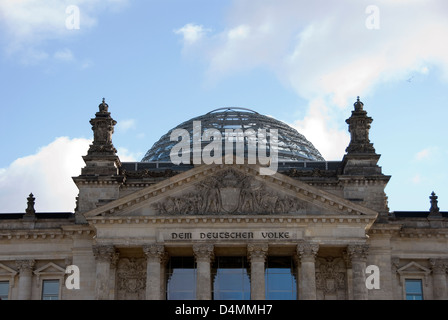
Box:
[143,244,168,264]
[16,259,35,273]
[110,251,120,268]
[391,257,400,273]
[193,244,214,262]
[247,243,268,263]
[93,244,116,262]
[430,259,448,275]
[297,240,319,261]
[347,244,369,262]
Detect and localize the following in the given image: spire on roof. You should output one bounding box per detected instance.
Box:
[345,96,376,154]
[354,96,364,111]
[429,191,440,214]
[24,193,37,220]
[26,193,36,215]
[99,98,109,113]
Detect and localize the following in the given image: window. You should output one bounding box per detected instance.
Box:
[265,256,297,300]
[42,280,60,300]
[405,279,423,300]
[212,256,250,300]
[166,257,196,300]
[0,281,9,300]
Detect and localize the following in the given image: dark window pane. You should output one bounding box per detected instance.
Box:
[405,279,423,300]
[405,280,422,293]
[0,281,9,300]
[267,291,296,300]
[406,294,423,300]
[267,274,295,291]
[168,270,196,288]
[265,257,296,300]
[166,257,196,300]
[42,280,59,300]
[217,291,243,300]
[213,256,250,300]
[168,291,196,300]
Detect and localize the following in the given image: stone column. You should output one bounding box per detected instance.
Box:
[430,259,448,300]
[297,240,319,300]
[347,244,369,300]
[109,251,120,300]
[160,254,169,300]
[16,260,35,300]
[193,244,214,300]
[144,244,168,300]
[342,250,354,300]
[292,255,300,300]
[247,243,268,300]
[93,244,115,300]
[391,257,401,300]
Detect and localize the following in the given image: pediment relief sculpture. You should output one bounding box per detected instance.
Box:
[152,167,307,215]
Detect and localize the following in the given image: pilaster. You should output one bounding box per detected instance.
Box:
[144,244,168,300]
[193,244,214,300]
[430,259,448,300]
[296,240,319,300]
[247,243,268,300]
[93,244,115,300]
[347,244,369,300]
[16,259,35,300]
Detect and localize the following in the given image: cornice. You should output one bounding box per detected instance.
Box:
[88,214,377,227]
[0,226,94,240]
[368,223,402,236]
[398,228,448,239]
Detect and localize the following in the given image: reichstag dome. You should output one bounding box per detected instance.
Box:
[141,107,325,162]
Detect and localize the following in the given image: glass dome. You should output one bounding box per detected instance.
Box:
[141,108,325,162]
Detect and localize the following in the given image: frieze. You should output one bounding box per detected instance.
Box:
[122,169,180,179]
[165,230,298,241]
[285,168,338,178]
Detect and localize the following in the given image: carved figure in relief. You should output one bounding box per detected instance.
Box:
[152,168,306,215]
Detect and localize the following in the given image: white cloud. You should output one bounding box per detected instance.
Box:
[288,99,350,160]
[176,0,448,157]
[0,0,128,62]
[411,174,422,185]
[0,137,91,213]
[117,148,143,162]
[414,147,441,162]
[174,23,210,46]
[54,48,74,62]
[228,25,251,40]
[117,119,136,132]
[0,136,145,213]
[415,148,431,161]
[180,1,448,101]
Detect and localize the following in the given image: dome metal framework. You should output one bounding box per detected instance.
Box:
[141,108,325,162]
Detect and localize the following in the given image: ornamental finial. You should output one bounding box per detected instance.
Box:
[354,96,364,111]
[99,97,109,113]
[26,193,36,215]
[430,191,440,214]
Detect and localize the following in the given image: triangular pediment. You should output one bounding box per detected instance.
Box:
[0,263,17,276]
[33,262,66,275]
[83,164,378,218]
[397,262,431,275]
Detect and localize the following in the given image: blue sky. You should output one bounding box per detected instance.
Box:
[0,0,447,213]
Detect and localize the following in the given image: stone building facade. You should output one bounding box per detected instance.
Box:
[0,98,447,300]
